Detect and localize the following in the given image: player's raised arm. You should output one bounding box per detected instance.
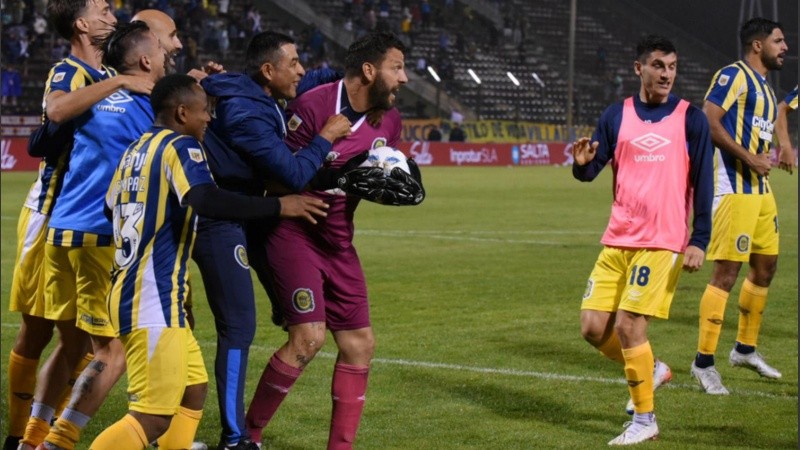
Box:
[572,137,599,166]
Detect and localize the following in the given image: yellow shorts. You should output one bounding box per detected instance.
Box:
[44,244,115,337]
[707,193,779,261]
[581,247,684,319]
[122,327,208,415]
[9,207,48,316]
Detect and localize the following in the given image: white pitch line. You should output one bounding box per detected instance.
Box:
[0,327,795,401]
[358,229,600,236]
[241,341,796,401]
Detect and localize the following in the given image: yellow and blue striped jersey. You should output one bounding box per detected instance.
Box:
[785,85,798,111]
[23,56,115,215]
[105,127,215,335]
[704,60,777,195]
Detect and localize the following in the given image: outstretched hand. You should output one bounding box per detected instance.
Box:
[278,195,329,224]
[572,137,599,166]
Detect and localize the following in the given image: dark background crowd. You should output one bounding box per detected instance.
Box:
[1,0,797,134]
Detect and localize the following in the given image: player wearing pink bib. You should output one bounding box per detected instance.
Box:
[572,35,713,446]
[244,32,407,450]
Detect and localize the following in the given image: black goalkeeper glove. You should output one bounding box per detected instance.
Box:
[307,151,369,191]
[337,158,425,206]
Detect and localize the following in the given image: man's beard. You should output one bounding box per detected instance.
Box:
[763,52,783,71]
[368,74,395,111]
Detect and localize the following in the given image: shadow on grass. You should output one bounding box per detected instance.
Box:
[676,423,798,449]
[419,372,621,439]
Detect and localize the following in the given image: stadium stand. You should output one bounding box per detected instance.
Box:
[1,0,795,127]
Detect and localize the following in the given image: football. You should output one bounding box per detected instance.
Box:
[360,146,410,176]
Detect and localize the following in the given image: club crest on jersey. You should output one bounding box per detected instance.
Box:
[371,138,387,149]
[288,114,303,131]
[582,279,594,300]
[188,147,204,163]
[735,234,751,253]
[292,288,315,313]
[52,72,66,83]
[233,244,250,269]
[718,74,730,86]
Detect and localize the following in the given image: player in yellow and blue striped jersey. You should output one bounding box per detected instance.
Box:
[90,74,329,450]
[691,17,789,395]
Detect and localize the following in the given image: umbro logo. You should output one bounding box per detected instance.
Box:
[627,379,644,388]
[631,133,671,152]
[106,90,134,105]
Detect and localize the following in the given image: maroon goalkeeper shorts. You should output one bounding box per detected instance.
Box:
[264,223,370,331]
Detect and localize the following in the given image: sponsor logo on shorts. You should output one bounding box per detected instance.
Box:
[234,244,250,269]
[371,138,387,149]
[128,393,139,403]
[292,288,315,313]
[80,313,108,328]
[582,279,594,300]
[627,289,643,301]
[735,234,751,253]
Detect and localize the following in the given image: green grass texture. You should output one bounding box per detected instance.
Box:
[1,166,797,449]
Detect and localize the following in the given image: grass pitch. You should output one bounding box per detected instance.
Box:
[1,167,797,449]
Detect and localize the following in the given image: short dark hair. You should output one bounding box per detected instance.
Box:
[636,35,677,62]
[47,0,90,40]
[344,31,407,78]
[150,74,198,117]
[244,31,295,80]
[99,20,152,72]
[740,17,783,48]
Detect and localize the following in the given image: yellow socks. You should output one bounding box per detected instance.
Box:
[20,417,50,448]
[8,351,38,437]
[46,418,82,450]
[90,414,149,450]
[597,332,625,363]
[622,341,654,414]
[736,279,768,347]
[156,407,204,449]
[697,284,729,355]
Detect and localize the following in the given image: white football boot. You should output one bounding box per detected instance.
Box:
[729,347,782,379]
[608,417,659,446]
[690,361,730,395]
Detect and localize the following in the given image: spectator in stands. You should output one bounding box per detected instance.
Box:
[31,12,48,50]
[1,63,22,107]
[449,122,466,141]
[246,5,262,34]
[415,56,426,75]
[420,0,431,29]
[427,126,442,141]
[597,46,607,72]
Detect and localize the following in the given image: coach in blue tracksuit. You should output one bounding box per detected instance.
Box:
[195,31,351,449]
